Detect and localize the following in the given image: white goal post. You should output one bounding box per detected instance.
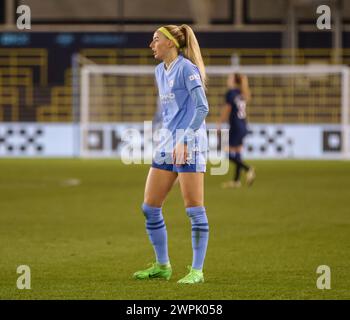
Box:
[80,64,350,159]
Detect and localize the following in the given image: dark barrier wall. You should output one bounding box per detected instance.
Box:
[0,0,5,24]
[0,31,346,49]
[0,31,283,48]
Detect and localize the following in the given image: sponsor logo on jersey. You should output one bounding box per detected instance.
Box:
[159,92,175,104]
[189,74,200,81]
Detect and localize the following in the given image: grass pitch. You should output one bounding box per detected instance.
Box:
[0,159,349,300]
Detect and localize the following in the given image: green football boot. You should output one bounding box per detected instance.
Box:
[133,262,172,280]
[177,266,204,284]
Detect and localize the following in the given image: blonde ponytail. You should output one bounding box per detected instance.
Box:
[160,24,207,90]
[180,24,207,90]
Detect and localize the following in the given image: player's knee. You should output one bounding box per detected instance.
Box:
[141,202,162,219]
[229,151,241,162]
[185,206,208,224]
[143,195,163,208]
[183,198,203,208]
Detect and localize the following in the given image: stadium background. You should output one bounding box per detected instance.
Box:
[0,0,349,300]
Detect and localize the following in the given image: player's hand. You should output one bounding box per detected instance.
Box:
[173,143,188,166]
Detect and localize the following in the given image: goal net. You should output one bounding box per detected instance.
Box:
[79,64,350,160]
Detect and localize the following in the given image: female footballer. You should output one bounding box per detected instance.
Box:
[219,73,256,188]
[133,25,209,284]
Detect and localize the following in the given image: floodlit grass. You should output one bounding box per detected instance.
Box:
[0,159,349,299]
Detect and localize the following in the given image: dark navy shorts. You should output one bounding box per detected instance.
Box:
[229,123,248,147]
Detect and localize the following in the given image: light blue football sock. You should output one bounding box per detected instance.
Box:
[186,206,209,270]
[142,203,169,265]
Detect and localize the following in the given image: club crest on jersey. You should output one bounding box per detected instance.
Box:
[189,74,200,81]
[168,80,174,87]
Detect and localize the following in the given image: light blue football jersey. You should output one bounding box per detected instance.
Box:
[153,54,208,164]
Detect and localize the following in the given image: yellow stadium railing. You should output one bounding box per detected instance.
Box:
[0,49,48,85]
[0,87,19,122]
[0,48,348,123]
[0,68,33,107]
